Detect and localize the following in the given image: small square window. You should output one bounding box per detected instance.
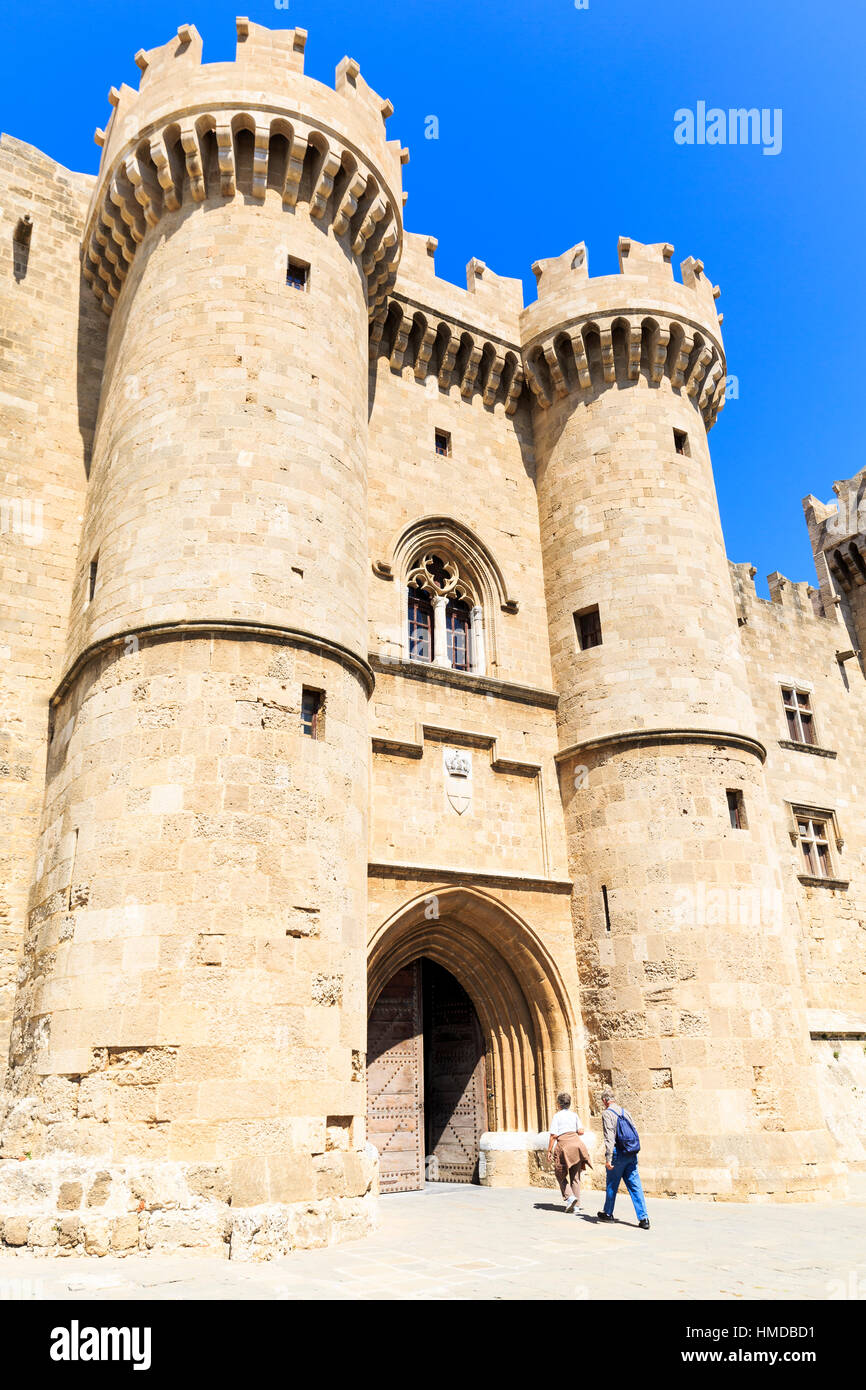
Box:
[434,429,451,457]
[726,789,747,829]
[575,606,602,651]
[286,257,309,291]
[673,429,689,456]
[301,687,324,739]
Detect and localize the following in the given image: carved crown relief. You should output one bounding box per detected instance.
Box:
[444,748,471,779]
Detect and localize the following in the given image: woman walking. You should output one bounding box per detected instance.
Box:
[547,1091,592,1213]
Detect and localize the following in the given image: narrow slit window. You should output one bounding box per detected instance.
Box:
[13,215,32,282]
[575,606,602,651]
[781,687,816,746]
[301,687,324,738]
[434,429,451,457]
[286,257,309,291]
[726,789,747,829]
[602,885,611,932]
[87,555,99,604]
[673,428,689,456]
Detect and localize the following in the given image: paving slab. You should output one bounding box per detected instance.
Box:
[1,1180,865,1301]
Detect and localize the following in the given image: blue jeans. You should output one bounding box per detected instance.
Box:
[604,1151,648,1221]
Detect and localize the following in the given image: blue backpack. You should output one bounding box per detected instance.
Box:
[614,1107,641,1155]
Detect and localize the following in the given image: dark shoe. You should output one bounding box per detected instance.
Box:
[596,1210,614,1222]
[639,1218,650,1229]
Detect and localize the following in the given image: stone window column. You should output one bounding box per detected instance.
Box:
[432,593,451,667]
[470,604,486,676]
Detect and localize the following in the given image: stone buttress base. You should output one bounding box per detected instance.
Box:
[0,1154,379,1261]
[478,1130,847,1202]
[479,1131,593,1190]
[637,1129,847,1203]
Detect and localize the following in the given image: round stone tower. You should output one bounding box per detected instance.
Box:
[524,237,843,1199]
[2,20,404,1256]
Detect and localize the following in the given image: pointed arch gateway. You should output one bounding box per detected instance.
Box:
[367,886,579,1192]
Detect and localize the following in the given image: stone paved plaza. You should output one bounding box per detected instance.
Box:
[2,1179,865,1302]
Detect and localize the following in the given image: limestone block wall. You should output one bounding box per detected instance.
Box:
[562,738,843,1197]
[731,563,866,1164]
[369,666,566,880]
[812,1038,866,1169]
[67,170,372,664]
[368,235,549,691]
[731,565,866,1020]
[526,245,752,745]
[0,136,106,1088]
[4,634,370,1201]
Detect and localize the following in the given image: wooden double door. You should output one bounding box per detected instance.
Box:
[367,958,487,1193]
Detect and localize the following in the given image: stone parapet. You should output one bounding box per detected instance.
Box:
[371,295,524,415]
[520,238,726,429]
[84,20,404,316]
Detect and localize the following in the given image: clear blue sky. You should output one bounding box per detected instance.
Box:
[3,0,863,593]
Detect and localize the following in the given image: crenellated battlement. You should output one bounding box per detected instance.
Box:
[95,20,398,181]
[83,19,405,317]
[372,232,525,413]
[730,560,828,624]
[80,27,724,428]
[803,468,866,594]
[369,233,726,420]
[519,237,726,428]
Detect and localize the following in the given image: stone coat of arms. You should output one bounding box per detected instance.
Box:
[443,747,472,816]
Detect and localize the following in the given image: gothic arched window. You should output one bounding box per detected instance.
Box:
[406,552,481,674]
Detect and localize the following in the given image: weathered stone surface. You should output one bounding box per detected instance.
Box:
[83,1219,111,1256]
[28,1216,59,1248]
[57,1181,83,1211]
[86,1171,112,1207]
[2,1216,30,1246]
[57,1216,81,1248]
[185,1165,231,1204]
[110,1215,140,1251]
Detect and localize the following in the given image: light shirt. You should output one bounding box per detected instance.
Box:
[549,1108,583,1138]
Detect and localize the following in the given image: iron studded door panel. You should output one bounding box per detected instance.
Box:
[426,963,486,1183]
[367,963,424,1193]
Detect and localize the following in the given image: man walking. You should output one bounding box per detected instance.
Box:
[596,1088,650,1229]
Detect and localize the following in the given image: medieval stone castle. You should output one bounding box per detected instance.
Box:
[0,19,864,1259]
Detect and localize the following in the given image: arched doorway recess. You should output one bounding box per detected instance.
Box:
[366,887,579,1193]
